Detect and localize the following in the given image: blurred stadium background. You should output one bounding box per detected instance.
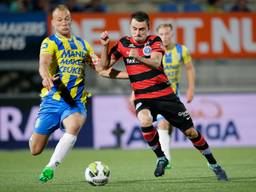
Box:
[0,0,256,191]
[1,0,256,148]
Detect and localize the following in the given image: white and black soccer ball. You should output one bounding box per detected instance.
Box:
[84,161,110,186]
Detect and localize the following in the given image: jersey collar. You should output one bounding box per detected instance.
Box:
[130,36,149,46]
[55,33,73,41]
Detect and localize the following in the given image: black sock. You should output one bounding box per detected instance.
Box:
[141,126,165,158]
[190,131,217,165]
[205,154,217,164]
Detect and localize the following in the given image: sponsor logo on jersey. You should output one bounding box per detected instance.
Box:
[126,57,140,64]
[41,43,48,49]
[178,110,191,120]
[143,46,151,56]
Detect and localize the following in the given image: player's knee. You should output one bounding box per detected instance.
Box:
[31,150,41,156]
[139,115,153,127]
[141,119,152,127]
[184,127,198,139]
[29,138,43,156]
[63,114,85,135]
[66,124,82,135]
[138,110,153,127]
[158,119,169,130]
[30,145,43,156]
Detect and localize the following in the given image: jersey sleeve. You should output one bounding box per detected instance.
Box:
[151,36,165,54]
[182,45,192,64]
[109,41,122,60]
[84,40,103,67]
[40,38,56,55]
[84,40,98,66]
[84,40,94,55]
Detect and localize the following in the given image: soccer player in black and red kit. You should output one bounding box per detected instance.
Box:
[99,11,228,181]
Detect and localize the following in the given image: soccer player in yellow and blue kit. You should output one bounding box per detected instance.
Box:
[156,23,195,168]
[29,4,128,183]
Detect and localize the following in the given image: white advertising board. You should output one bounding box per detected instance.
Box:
[93,94,256,148]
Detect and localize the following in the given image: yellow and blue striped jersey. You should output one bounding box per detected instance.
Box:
[162,43,192,94]
[39,34,93,103]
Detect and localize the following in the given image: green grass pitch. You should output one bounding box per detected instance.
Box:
[0,148,256,192]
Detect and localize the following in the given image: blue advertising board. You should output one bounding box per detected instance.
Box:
[0,12,47,60]
[0,97,93,149]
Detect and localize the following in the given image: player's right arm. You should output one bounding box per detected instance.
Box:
[39,38,56,91]
[100,31,118,69]
[182,45,195,103]
[129,36,164,69]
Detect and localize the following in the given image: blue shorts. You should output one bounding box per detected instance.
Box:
[156,114,166,122]
[34,98,87,135]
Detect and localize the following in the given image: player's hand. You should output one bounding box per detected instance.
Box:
[100,31,110,46]
[42,77,53,91]
[90,53,100,66]
[42,76,59,91]
[129,48,139,58]
[186,89,194,103]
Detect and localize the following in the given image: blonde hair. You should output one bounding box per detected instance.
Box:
[156,23,173,33]
[52,4,70,17]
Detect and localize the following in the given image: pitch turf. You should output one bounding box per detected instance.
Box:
[0,148,256,192]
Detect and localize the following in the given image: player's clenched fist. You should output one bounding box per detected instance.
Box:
[90,53,101,66]
[42,76,59,91]
[42,77,53,91]
[129,48,139,58]
[100,31,110,46]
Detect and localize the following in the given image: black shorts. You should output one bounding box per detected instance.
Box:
[134,93,194,132]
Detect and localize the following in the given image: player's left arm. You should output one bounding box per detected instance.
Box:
[39,38,59,91]
[130,36,164,69]
[130,50,162,69]
[87,49,129,79]
[97,67,129,79]
[91,57,129,79]
[183,46,195,103]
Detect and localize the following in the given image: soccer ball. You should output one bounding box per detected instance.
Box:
[84,161,110,186]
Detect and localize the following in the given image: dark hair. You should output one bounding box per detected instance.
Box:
[130,11,150,28]
[208,0,220,6]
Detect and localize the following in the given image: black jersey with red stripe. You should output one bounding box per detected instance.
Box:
[110,35,174,99]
